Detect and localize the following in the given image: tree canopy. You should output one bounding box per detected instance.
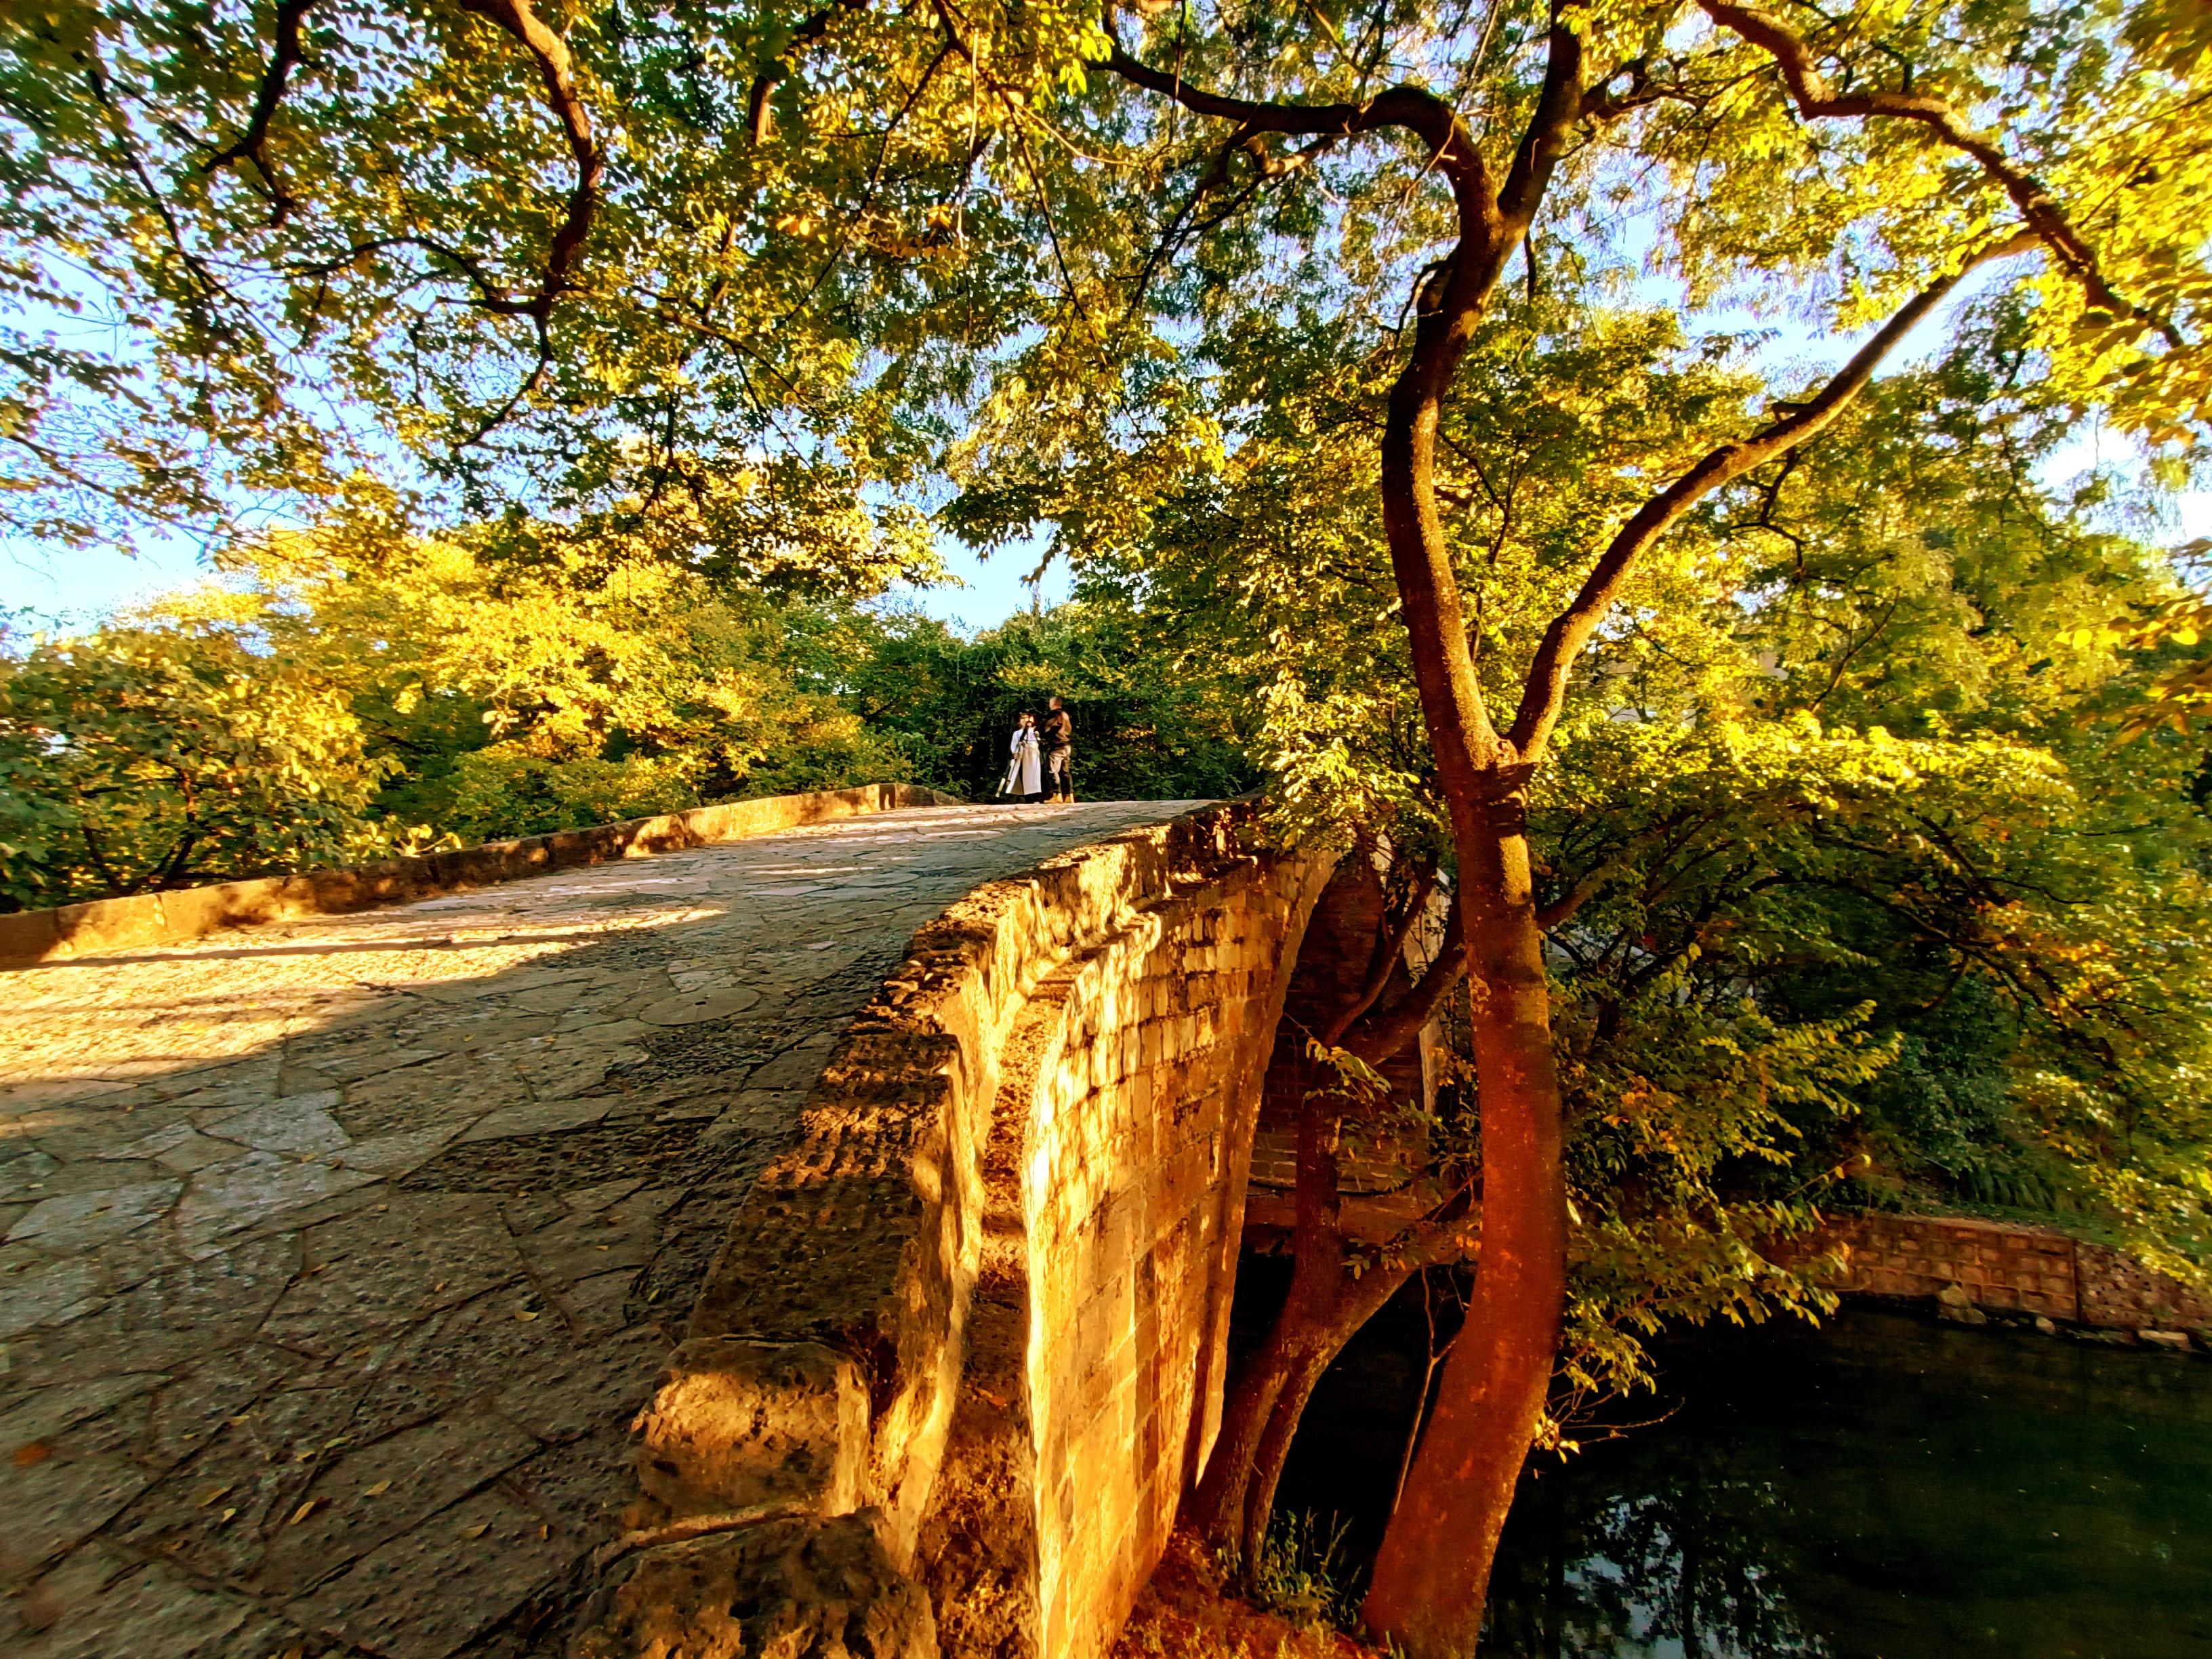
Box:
[7,0,2212,1651]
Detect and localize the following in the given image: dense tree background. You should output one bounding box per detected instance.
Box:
[1,546,1254,909]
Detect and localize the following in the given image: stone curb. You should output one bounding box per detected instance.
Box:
[0,781,964,968]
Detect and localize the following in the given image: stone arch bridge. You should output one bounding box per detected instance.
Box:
[0,788,1368,1659]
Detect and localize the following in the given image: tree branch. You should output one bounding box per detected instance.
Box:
[1101,5,1494,218]
[453,0,604,321]
[1376,2,1590,805]
[1534,863,1611,930]
[1322,863,1443,1045]
[1494,0,1589,232]
[1696,0,2182,347]
[747,0,872,144]
[78,821,126,897]
[81,57,234,315]
[1576,58,1694,127]
[1345,888,1466,1063]
[1507,228,2039,764]
[201,0,316,226]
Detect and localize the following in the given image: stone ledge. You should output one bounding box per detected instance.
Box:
[0,781,963,967]
[635,1338,871,1521]
[574,1511,937,1659]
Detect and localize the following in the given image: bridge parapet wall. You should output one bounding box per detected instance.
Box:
[0,781,963,966]
[998,872,1312,1659]
[582,804,1332,1659]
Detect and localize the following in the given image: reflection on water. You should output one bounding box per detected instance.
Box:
[1276,1306,2212,1658]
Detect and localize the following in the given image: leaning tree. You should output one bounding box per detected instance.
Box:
[918,1,2209,1648]
[1069,269,2212,1586]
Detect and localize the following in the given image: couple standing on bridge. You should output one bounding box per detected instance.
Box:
[1002,695,1076,803]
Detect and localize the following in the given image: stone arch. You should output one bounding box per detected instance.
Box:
[584,804,1334,1659]
[1244,849,1456,1242]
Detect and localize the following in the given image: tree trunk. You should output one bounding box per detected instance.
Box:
[1194,991,1418,1568]
[1244,1345,1333,1562]
[1363,833,1565,1656]
[1191,1088,1350,1555]
[1097,17,1590,1647]
[1359,201,1572,1658]
[1190,1309,1299,1552]
[1240,1258,1413,1557]
[1193,839,1513,1605]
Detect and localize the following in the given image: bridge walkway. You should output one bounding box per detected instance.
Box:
[0,800,1186,1659]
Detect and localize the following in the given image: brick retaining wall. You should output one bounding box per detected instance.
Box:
[1816,1214,2083,1319]
[1788,1212,2211,1336]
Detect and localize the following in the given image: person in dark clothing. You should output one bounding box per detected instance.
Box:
[1043,695,1075,802]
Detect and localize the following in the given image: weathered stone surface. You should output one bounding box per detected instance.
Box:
[634,1337,869,1521]
[2,1446,157,1582]
[6,1178,184,1251]
[640,804,1331,1659]
[0,1253,108,1340]
[1000,869,1331,1659]
[3,1544,302,1659]
[0,801,1180,1658]
[575,1513,937,1659]
[2077,1240,2212,1334]
[285,1481,583,1659]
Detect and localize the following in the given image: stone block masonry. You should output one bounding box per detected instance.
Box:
[1812,1212,2212,1338]
[1013,880,1316,1659]
[594,803,1332,1659]
[1818,1214,2083,1319]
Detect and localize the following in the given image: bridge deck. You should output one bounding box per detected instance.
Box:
[0,800,1189,1659]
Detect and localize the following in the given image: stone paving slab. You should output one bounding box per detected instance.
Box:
[0,802,1188,1659]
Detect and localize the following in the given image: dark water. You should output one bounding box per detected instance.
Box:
[1273,1300,2212,1658]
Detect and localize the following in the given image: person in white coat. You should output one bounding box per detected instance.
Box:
[1002,711,1044,802]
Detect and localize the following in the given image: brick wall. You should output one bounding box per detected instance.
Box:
[1795,1213,2212,1335]
[588,803,1334,1659]
[1815,1214,2081,1319]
